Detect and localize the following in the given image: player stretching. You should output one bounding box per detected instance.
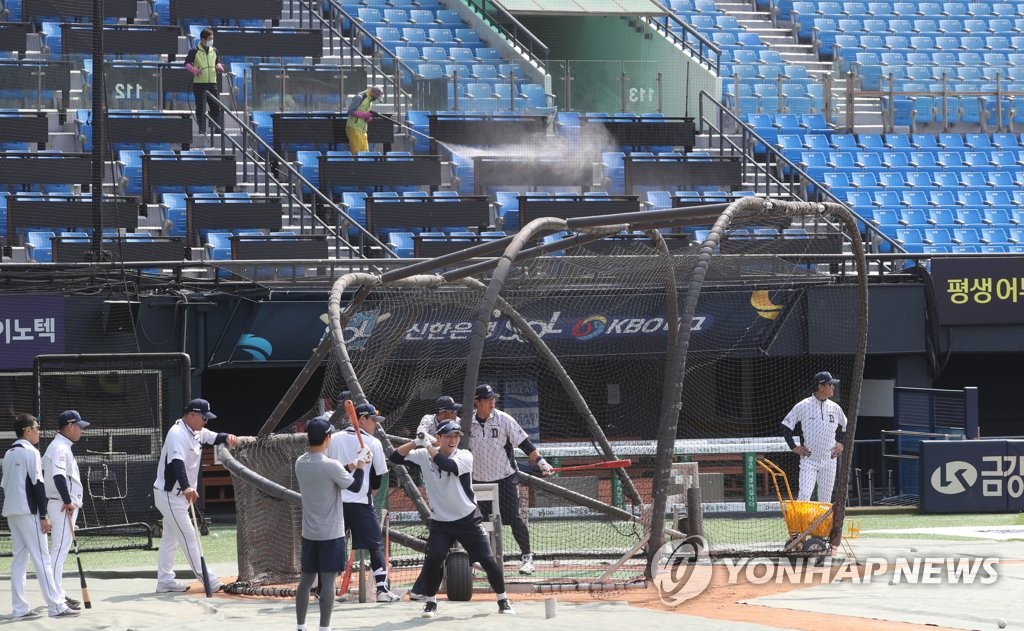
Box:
[389,421,514,618]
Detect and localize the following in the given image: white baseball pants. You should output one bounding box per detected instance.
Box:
[154,490,220,588]
[797,457,837,503]
[8,513,66,616]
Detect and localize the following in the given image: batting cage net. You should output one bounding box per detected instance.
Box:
[0,353,190,556]
[228,197,867,594]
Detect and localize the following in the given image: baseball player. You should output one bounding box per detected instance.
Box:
[152,398,238,593]
[389,421,514,618]
[42,410,90,612]
[323,404,400,603]
[781,371,849,502]
[415,395,463,438]
[295,416,367,631]
[1,413,78,619]
[470,384,553,575]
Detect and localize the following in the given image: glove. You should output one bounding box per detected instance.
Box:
[414,432,436,448]
[537,458,554,476]
[355,110,373,121]
[358,446,373,464]
[215,63,225,73]
[185,63,200,76]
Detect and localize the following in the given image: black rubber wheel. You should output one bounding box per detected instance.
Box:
[445,550,473,602]
[804,536,829,566]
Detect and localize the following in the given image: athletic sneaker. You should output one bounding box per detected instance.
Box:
[408,591,426,601]
[376,589,401,603]
[50,608,80,618]
[519,553,535,575]
[12,611,40,619]
[497,599,515,615]
[210,580,225,593]
[421,601,438,618]
[64,597,81,610]
[156,581,191,593]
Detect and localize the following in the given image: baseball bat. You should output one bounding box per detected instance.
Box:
[548,459,632,473]
[381,509,390,575]
[68,512,92,609]
[338,546,357,597]
[189,502,213,598]
[343,399,366,449]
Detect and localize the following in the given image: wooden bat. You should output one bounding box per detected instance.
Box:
[548,459,632,473]
[67,512,92,609]
[343,399,366,449]
[338,546,357,597]
[189,502,213,598]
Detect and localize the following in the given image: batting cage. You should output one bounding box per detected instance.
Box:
[221,197,868,598]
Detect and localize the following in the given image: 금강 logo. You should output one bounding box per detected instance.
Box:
[652,535,713,606]
[931,461,978,495]
[571,315,607,340]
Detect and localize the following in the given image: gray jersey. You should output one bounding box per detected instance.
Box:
[294,451,355,540]
[405,448,476,522]
[470,408,529,482]
[781,395,848,461]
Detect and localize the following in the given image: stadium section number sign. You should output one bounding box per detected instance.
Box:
[0,294,64,369]
[931,257,1024,325]
[920,440,1024,513]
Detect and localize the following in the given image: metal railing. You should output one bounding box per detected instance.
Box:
[696,89,906,255]
[646,4,721,75]
[462,0,549,69]
[197,92,397,259]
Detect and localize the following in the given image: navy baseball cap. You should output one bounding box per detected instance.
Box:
[355,402,385,422]
[307,415,334,445]
[474,384,500,400]
[815,371,840,385]
[435,420,463,436]
[57,410,90,429]
[436,396,463,412]
[184,398,216,420]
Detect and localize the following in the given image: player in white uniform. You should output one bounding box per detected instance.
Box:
[42,410,89,611]
[152,398,238,593]
[324,403,399,602]
[1,413,78,619]
[390,421,513,618]
[415,395,462,438]
[781,371,849,502]
[470,384,553,575]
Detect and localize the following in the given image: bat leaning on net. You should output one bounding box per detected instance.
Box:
[547,459,632,473]
[67,512,92,609]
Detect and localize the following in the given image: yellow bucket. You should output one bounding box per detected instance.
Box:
[781,500,833,538]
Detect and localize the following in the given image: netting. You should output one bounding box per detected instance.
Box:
[231,198,867,591]
[0,353,190,556]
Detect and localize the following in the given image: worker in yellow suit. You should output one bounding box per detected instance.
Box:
[345,86,384,155]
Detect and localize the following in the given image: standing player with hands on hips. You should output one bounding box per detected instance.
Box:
[781,371,849,502]
[324,403,400,603]
[390,421,514,618]
[152,398,237,594]
[42,410,89,612]
[2,413,78,619]
[295,416,367,631]
[471,384,553,575]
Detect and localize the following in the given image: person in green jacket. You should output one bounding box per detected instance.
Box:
[345,86,383,155]
[184,28,225,134]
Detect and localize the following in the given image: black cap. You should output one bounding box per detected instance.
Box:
[184,398,217,420]
[815,371,840,386]
[307,415,335,445]
[474,384,499,400]
[435,420,463,436]
[355,402,385,423]
[436,396,463,412]
[57,410,90,429]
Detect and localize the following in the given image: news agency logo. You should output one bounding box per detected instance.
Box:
[653,536,1000,606]
[652,536,714,606]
